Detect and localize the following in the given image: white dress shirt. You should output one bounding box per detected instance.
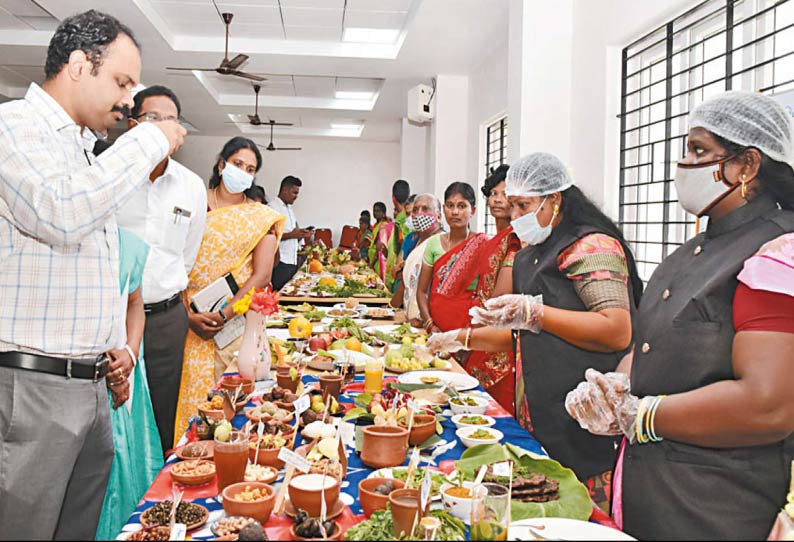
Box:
[117,158,207,303]
[0,83,169,357]
[269,196,299,265]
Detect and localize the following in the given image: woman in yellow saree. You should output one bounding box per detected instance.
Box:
[174,137,285,446]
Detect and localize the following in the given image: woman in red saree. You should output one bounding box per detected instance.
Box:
[416,181,520,413]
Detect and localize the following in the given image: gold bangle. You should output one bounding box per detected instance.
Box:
[464,327,472,350]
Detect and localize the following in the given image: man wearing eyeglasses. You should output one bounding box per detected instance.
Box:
[117,85,206,453]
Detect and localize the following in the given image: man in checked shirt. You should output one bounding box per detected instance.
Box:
[0,10,185,540]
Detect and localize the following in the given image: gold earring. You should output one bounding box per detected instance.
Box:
[741,181,748,199]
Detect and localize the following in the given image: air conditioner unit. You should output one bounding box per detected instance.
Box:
[407,84,435,123]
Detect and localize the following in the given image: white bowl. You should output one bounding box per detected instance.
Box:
[450,413,496,430]
[439,481,476,523]
[456,426,503,449]
[449,395,489,415]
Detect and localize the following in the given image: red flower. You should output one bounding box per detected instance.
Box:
[250,285,280,315]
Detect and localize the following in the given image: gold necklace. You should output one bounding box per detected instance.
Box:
[212,187,247,210]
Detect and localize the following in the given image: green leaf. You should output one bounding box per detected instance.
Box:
[389,382,440,393]
[456,443,592,522]
[342,407,369,421]
[436,420,444,435]
[354,393,372,409]
[416,433,441,449]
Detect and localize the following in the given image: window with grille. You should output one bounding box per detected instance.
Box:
[483,116,508,235]
[619,0,794,281]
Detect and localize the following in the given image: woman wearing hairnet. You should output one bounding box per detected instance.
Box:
[427,152,643,510]
[565,91,794,540]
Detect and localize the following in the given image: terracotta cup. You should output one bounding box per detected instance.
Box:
[399,414,437,447]
[276,371,300,393]
[358,477,406,517]
[360,425,408,469]
[318,373,344,401]
[389,488,430,539]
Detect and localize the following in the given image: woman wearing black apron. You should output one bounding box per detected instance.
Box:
[428,152,643,511]
[567,91,794,540]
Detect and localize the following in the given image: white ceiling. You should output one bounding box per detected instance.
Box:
[0,0,508,142]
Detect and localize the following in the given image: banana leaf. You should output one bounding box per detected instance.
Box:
[455,443,592,521]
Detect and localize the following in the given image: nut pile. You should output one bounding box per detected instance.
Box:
[213,516,256,537]
[142,501,205,527]
[233,485,271,502]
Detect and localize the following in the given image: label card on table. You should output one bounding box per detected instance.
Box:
[407,399,420,413]
[294,394,311,416]
[170,523,186,541]
[420,469,432,511]
[339,421,354,448]
[410,447,421,469]
[492,461,511,478]
[278,448,311,473]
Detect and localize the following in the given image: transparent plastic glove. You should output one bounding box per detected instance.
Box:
[586,369,640,443]
[468,294,544,332]
[564,381,621,436]
[426,329,465,353]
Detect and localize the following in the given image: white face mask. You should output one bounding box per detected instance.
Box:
[511,196,555,245]
[674,156,739,217]
[221,162,254,194]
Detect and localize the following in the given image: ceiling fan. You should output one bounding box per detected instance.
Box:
[166,1,265,82]
[258,120,302,152]
[225,84,276,126]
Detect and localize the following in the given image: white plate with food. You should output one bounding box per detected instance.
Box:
[366,324,421,335]
[397,370,479,391]
[508,518,636,541]
[361,307,395,319]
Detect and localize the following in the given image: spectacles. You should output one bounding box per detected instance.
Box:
[134,112,180,123]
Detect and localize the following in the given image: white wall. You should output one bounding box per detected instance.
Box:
[174,135,400,244]
[466,39,509,230]
[569,0,700,217]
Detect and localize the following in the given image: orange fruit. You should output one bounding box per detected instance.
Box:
[318,277,337,288]
[345,337,362,352]
[288,316,312,339]
[308,259,323,274]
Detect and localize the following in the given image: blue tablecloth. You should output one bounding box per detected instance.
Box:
[118,374,545,540]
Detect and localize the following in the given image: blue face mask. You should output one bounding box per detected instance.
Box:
[221,162,254,194]
[511,196,554,245]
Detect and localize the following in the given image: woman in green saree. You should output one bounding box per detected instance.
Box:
[96,228,164,540]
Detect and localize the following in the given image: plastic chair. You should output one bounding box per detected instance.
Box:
[314,228,333,248]
[338,225,359,249]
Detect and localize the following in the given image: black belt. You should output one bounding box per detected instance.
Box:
[0,351,109,381]
[144,293,182,314]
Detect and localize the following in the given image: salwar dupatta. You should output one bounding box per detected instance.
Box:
[173,203,284,446]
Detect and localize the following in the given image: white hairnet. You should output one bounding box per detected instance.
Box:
[505,152,574,197]
[688,91,794,164]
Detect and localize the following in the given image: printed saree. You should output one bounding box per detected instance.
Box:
[428,228,520,413]
[173,203,284,446]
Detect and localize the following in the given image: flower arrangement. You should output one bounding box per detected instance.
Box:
[232,285,279,316]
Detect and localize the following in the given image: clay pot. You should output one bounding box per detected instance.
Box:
[399,414,437,447]
[289,520,343,540]
[248,433,294,469]
[288,474,340,518]
[220,376,255,395]
[318,374,344,401]
[277,371,300,393]
[221,482,276,525]
[295,441,348,481]
[389,488,430,539]
[358,477,405,517]
[360,425,408,469]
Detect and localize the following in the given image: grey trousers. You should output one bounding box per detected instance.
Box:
[0,365,114,540]
[143,302,188,453]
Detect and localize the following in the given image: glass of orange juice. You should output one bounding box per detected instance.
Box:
[364,358,384,395]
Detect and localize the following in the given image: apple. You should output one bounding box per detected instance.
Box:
[309,336,328,352]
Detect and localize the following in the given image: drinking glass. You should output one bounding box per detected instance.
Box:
[470,482,510,541]
[364,358,384,395]
[214,430,249,493]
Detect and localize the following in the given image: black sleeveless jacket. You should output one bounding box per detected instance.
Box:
[514,218,636,480]
[624,194,794,540]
